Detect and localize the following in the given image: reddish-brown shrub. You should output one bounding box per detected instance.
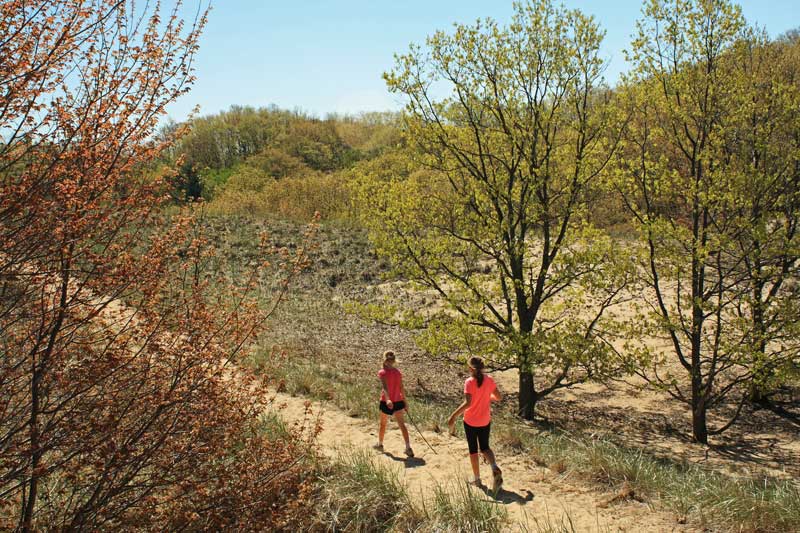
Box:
[0,2,317,530]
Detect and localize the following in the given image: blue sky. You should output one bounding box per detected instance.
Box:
[167,0,799,121]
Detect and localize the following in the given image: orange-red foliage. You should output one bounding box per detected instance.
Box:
[0,2,316,530]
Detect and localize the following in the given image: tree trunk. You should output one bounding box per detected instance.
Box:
[23,365,41,532]
[691,403,708,444]
[749,384,769,405]
[749,284,772,406]
[688,161,710,445]
[518,370,536,420]
[691,375,708,444]
[690,337,708,443]
[749,372,773,406]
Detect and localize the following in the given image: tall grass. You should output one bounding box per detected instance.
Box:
[518,509,614,533]
[424,481,508,532]
[314,449,507,532]
[514,432,800,532]
[258,411,292,440]
[315,449,415,531]
[518,510,582,533]
[256,348,800,533]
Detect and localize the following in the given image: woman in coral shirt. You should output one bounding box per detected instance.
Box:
[447,356,503,492]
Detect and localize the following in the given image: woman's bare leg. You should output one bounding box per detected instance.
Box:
[378,412,388,444]
[469,453,481,478]
[393,411,411,447]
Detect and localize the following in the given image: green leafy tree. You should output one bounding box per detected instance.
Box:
[361,0,631,419]
[616,0,799,443]
[723,32,800,403]
[245,147,310,179]
[176,159,203,201]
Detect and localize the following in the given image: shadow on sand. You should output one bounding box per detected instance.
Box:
[382,451,427,468]
[475,484,534,505]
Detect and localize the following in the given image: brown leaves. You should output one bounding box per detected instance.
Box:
[0,1,318,530]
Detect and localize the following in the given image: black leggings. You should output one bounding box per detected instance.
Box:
[463,421,491,455]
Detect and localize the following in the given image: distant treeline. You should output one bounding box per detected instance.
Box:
[162,106,401,220]
[165,23,799,233]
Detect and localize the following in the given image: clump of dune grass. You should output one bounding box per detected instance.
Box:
[518,507,613,533]
[420,480,507,533]
[257,411,292,440]
[519,510,578,533]
[313,449,507,532]
[314,449,419,531]
[515,430,800,533]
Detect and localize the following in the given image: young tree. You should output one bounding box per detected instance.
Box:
[616,0,798,442]
[0,2,314,529]
[361,0,630,419]
[723,33,800,404]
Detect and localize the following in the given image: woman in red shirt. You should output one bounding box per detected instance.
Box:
[447,356,503,491]
[373,351,414,457]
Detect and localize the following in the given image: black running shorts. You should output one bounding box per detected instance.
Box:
[463,421,491,454]
[379,400,406,415]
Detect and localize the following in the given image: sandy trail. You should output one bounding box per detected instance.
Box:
[271,392,695,532]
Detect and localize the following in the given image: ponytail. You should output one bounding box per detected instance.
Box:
[469,356,485,387]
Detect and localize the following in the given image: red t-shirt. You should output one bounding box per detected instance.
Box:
[463,375,496,427]
[378,367,404,402]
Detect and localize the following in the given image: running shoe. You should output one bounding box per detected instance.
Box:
[492,467,503,493]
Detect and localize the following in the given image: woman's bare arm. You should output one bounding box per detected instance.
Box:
[447,394,472,433]
[491,386,502,402]
[379,375,392,406]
